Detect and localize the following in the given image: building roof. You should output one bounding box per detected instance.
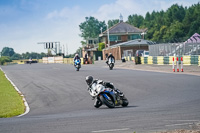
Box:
[100,22,145,37]
[103,39,155,50]
[185,33,200,43]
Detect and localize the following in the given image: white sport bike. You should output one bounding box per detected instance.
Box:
[88,81,129,108]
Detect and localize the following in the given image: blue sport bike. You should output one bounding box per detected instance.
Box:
[74,59,81,71]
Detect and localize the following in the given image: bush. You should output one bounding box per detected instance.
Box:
[0,56,12,65]
[98,43,105,51]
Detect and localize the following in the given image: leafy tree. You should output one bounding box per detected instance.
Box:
[79,16,107,40]
[81,41,87,46]
[108,19,119,28]
[65,54,75,58]
[98,43,105,51]
[127,14,144,28]
[136,2,200,42]
[1,47,15,57]
[11,53,22,60]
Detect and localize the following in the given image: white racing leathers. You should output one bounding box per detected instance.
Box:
[87,80,129,108]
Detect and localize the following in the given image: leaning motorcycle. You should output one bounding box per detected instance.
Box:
[74,59,81,71]
[88,81,129,108]
[108,58,115,70]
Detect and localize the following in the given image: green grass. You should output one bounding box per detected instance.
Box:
[0,69,25,118]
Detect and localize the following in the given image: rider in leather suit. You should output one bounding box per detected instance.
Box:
[106,53,115,65]
[85,75,122,108]
[73,54,81,67]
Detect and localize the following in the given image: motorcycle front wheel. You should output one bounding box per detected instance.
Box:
[100,94,115,108]
[109,63,114,70]
[121,96,129,107]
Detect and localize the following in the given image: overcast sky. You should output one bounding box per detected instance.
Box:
[0,0,199,55]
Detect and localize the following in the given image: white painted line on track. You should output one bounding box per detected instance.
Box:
[163,120,199,122]
[0,67,30,117]
[91,128,130,133]
[165,123,194,127]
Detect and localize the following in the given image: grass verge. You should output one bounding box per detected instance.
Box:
[0,68,25,118]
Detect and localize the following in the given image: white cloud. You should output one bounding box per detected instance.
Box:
[41,6,86,54]
[93,0,140,22]
[93,0,199,22]
[0,5,86,55]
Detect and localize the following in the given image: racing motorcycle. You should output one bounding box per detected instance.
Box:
[88,81,129,108]
[108,58,115,70]
[74,59,81,71]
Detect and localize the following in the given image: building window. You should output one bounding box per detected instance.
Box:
[88,40,93,44]
[128,34,141,40]
[109,35,121,41]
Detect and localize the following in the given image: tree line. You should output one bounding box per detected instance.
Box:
[0,47,47,65]
[0,47,77,65]
[79,2,200,44]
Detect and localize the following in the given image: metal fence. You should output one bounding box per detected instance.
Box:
[149,43,200,56]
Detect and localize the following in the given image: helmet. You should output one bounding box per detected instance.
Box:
[86,76,93,85]
[75,54,78,57]
[109,53,112,55]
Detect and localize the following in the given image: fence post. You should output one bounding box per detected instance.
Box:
[181,57,183,72]
[172,57,175,72]
[177,57,179,72]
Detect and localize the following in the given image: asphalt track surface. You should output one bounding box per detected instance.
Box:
[0,63,200,133]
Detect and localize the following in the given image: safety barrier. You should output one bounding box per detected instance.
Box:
[191,55,199,65]
[141,57,144,64]
[199,56,200,66]
[131,57,135,63]
[147,56,153,64]
[153,56,157,64]
[130,55,200,66]
[63,58,84,64]
[157,56,164,65]
[183,56,191,65]
[144,57,148,64]
[164,56,169,64]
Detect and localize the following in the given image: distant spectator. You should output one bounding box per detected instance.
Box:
[85,52,88,64]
